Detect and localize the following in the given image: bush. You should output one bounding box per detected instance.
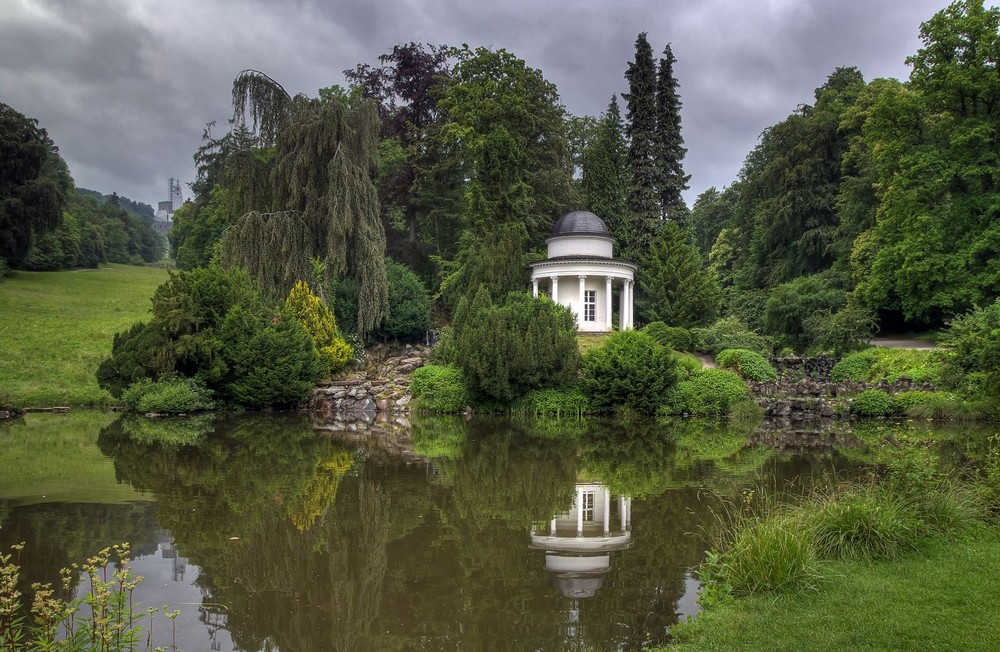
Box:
[674,352,703,380]
[285,279,353,375]
[410,364,471,413]
[96,321,177,398]
[661,368,750,417]
[851,389,896,417]
[378,258,432,341]
[716,349,778,381]
[692,317,773,356]
[802,304,878,355]
[510,387,590,417]
[941,299,1000,399]
[830,350,877,381]
[581,330,679,416]
[764,274,846,350]
[642,321,693,350]
[120,376,215,413]
[453,289,579,402]
[219,305,326,409]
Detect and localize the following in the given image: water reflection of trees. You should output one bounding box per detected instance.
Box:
[94,412,838,651]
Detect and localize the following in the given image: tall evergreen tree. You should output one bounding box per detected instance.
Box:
[582,97,629,254]
[623,33,659,261]
[219,70,389,340]
[638,221,721,328]
[654,44,690,224]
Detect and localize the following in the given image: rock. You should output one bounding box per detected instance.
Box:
[395,395,411,408]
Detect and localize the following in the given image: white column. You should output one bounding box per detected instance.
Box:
[550,276,559,303]
[619,282,626,330]
[625,281,634,330]
[532,278,539,298]
[605,276,613,330]
[576,486,584,536]
[603,487,611,536]
[578,275,586,325]
[620,495,626,532]
[550,518,557,536]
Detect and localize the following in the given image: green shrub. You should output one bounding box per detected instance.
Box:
[121,376,215,413]
[764,274,846,350]
[801,304,878,355]
[716,349,778,382]
[804,484,923,560]
[868,348,945,384]
[581,330,679,416]
[662,369,750,417]
[510,387,589,417]
[642,321,693,351]
[377,258,432,341]
[219,306,326,409]
[286,279,353,375]
[96,321,177,398]
[410,364,471,413]
[674,352,703,380]
[830,350,877,381]
[118,413,216,446]
[453,289,579,402]
[692,317,773,356]
[850,389,897,417]
[941,298,1000,399]
[914,481,986,535]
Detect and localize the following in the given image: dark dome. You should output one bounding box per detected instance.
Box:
[551,210,610,237]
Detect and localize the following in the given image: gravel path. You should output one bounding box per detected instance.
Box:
[869,337,938,350]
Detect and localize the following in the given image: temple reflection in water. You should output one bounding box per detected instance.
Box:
[530,482,632,598]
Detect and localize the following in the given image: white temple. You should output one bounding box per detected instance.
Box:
[529,211,636,332]
[530,482,633,599]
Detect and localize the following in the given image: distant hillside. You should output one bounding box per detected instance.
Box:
[76,188,155,223]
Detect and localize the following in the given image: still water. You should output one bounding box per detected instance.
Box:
[0,411,989,651]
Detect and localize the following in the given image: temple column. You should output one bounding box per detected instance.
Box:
[603,487,611,536]
[578,275,586,324]
[576,486,584,536]
[550,276,559,303]
[532,278,539,298]
[605,276,613,330]
[550,518,557,536]
[619,281,626,330]
[620,495,626,532]
[626,280,634,329]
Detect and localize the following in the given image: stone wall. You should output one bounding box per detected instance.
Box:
[749,375,937,421]
[308,343,430,419]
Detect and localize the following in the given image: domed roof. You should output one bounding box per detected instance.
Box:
[551,210,610,237]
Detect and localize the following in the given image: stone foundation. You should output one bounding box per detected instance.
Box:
[309,343,430,419]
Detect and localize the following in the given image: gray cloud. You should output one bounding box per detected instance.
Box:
[0,0,946,208]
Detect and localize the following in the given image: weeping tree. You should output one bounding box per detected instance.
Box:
[219,69,389,340]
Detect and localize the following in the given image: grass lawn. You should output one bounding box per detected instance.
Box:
[665,528,1000,651]
[577,332,612,355]
[0,264,168,407]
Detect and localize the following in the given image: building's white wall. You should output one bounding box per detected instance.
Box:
[548,235,613,259]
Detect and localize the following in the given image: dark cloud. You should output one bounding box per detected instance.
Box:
[0,0,947,208]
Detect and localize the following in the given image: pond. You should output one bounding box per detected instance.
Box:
[0,411,993,651]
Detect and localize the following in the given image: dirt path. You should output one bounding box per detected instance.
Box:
[869,337,938,350]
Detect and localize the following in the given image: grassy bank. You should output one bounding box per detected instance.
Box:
[666,527,1000,651]
[0,264,168,407]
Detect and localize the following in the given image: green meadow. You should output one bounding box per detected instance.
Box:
[666,528,1000,651]
[0,264,168,407]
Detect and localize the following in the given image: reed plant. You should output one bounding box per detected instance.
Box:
[0,541,171,651]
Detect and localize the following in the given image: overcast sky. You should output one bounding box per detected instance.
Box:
[1,0,949,210]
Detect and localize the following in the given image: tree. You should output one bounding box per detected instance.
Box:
[582,97,629,252]
[689,186,736,258]
[623,33,659,260]
[345,43,455,269]
[654,44,690,224]
[637,221,721,328]
[849,0,1000,325]
[219,70,389,340]
[0,103,64,267]
[438,46,577,240]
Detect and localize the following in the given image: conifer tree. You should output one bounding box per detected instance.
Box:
[582,97,629,256]
[219,70,389,340]
[638,221,721,328]
[623,33,659,261]
[655,44,691,225]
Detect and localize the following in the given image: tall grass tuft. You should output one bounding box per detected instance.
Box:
[716,516,822,595]
[802,484,924,560]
